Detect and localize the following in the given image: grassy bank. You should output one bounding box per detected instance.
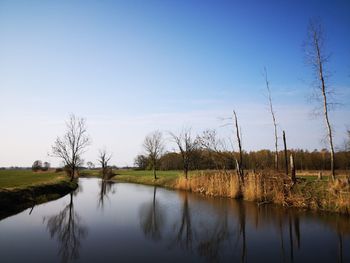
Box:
[107,169,350,214]
[0,170,78,219]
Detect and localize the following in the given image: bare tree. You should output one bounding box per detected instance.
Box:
[199,129,228,170]
[264,67,279,170]
[233,110,244,183]
[305,19,336,180]
[86,161,95,169]
[143,131,164,180]
[51,114,91,181]
[170,128,198,179]
[32,160,43,172]
[97,148,112,180]
[283,130,289,176]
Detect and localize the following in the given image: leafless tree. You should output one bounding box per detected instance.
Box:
[199,129,227,170]
[283,130,289,176]
[51,114,91,181]
[98,148,112,180]
[264,67,279,170]
[86,161,95,169]
[32,160,43,171]
[233,110,244,183]
[170,128,199,179]
[305,19,336,180]
[143,130,164,179]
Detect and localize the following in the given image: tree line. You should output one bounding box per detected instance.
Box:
[135,148,350,172]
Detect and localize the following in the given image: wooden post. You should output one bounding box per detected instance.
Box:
[283,131,288,176]
[290,154,296,184]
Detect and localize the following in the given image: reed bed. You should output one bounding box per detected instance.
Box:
[174,170,350,214]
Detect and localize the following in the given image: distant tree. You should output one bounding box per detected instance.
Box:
[134,154,149,170]
[198,129,230,170]
[98,148,112,179]
[42,162,50,171]
[159,152,182,170]
[32,160,42,172]
[305,19,336,180]
[143,131,164,179]
[170,128,199,179]
[51,114,91,181]
[86,161,95,169]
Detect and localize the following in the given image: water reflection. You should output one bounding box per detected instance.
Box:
[173,192,194,251]
[43,192,88,263]
[1,179,349,263]
[138,188,349,263]
[139,186,165,241]
[97,180,115,209]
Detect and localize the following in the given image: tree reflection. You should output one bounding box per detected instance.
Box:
[43,193,88,263]
[173,192,193,251]
[97,180,115,209]
[197,204,229,262]
[238,202,247,263]
[139,186,165,241]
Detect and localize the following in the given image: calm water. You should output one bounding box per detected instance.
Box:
[0,178,349,263]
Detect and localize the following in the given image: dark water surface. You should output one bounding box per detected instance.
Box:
[0,178,349,263]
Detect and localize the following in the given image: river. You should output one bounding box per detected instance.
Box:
[0,178,349,262]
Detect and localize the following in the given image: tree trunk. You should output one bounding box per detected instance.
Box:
[153,168,157,180]
[290,154,296,184]
[70,167,75,182]
[283,131,288,176]
[233,111,244,183]
[314,28,336,180]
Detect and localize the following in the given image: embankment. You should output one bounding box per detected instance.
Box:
[114,170,350,215]
[0,180,78,220]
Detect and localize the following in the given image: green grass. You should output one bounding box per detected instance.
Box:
[80,169,183,188]
[0,169,68,189]
[113,169,181,188]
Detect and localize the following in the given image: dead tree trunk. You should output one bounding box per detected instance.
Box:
[290,154,296,184]
[283,131,288,176]
[264,68,279,170]
[233,110,244,184]
[306,20,336,180]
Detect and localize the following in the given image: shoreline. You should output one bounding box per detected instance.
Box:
[112,171,350,215]
[0,180,78,220]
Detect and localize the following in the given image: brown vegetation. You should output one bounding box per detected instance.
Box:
[174,171,350,214]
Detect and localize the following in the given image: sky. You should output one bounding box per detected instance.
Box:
[0,0,349,167]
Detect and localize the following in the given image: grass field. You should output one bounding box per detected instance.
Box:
[0,169,68,189]
[81,169,182,187]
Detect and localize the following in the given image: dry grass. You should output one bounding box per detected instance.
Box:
[174,170,350,214]
[175,171,241,198]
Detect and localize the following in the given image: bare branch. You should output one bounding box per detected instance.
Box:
[51,114,91,181]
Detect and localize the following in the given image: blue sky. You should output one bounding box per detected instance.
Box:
[0,0,349,167]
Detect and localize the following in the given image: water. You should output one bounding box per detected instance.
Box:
[0,178,349,263]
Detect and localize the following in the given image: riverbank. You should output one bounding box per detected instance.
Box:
[0,170,78,219]
[109,169,350,215]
